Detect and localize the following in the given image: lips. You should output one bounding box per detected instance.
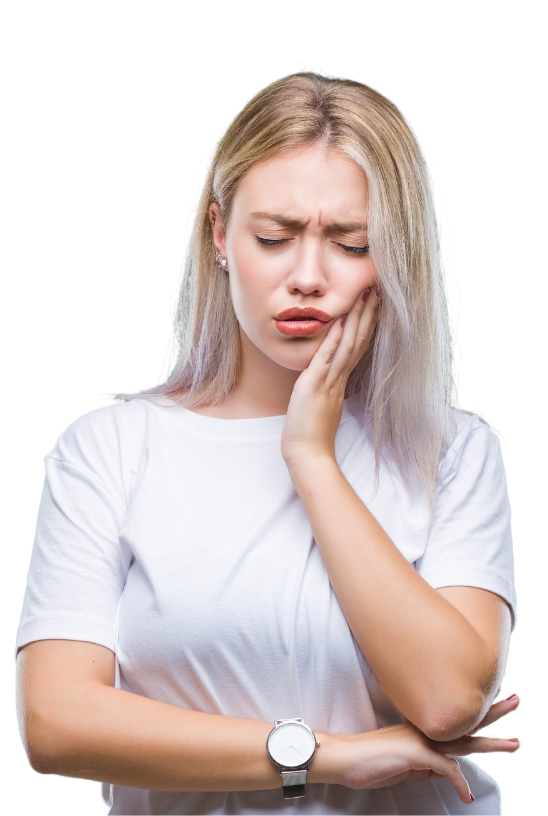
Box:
[275,307,333,321]
[275,320,326,336]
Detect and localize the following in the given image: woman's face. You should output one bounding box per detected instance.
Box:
[211,143,377,373]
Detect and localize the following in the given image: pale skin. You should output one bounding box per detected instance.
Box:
[207,144,378,419]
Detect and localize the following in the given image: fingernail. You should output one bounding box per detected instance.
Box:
[505,693,518,701]
[340,315,347,327]
[508,738,519,743]
[470,793,475,802]
[362,290,370,301]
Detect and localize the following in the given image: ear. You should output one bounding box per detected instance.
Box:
[208,202,228,260]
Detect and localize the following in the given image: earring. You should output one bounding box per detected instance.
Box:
[215,251,228,270]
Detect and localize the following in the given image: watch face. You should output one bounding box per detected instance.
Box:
[267,721,316,768]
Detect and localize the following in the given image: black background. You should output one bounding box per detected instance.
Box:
[11,47,531,814]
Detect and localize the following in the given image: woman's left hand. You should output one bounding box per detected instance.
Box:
[281,286,380,468]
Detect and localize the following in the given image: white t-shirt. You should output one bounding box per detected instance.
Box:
[16,396,517,815]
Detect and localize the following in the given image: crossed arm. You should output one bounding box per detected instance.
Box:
[287,455,512,742]
[16,457,512,791]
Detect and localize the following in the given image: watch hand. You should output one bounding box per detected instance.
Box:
[283,744,305,755]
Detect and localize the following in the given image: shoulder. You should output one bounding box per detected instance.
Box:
[47,397,157,475]
[438,409,505,491]
[445,410,503,457]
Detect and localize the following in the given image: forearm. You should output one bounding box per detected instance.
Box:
[288,456,489,739]
[30,682,338,791]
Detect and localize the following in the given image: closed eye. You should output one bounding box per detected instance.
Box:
[338,244,369,255]
[255,236,369,255]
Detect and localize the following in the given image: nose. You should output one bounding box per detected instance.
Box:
[285,236,328,295]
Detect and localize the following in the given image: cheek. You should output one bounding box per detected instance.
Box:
[228,257,270,329]
[230,242,279,313]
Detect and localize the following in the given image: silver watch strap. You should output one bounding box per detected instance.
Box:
[281,769,307,799]
[281,769,308,787]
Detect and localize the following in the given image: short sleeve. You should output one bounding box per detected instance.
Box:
[414,414,517,632]
[15,406,134,658]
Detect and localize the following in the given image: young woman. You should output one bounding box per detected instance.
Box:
[15,73,519,815]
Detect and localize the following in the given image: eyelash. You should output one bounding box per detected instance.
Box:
[255,236,369,255]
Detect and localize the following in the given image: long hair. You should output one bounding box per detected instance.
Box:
[113,72,460,513]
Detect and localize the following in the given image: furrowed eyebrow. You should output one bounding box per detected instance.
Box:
[249,212,367,232]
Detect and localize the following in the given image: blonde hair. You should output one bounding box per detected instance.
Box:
[114,72,459,512]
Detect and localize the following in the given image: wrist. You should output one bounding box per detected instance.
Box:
[307,731,347,786]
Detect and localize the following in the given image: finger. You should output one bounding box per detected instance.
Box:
[412,750,473,805]
[316,302,364,386]
[357,287,380,330]
[335,286,370,341]
[464,736,521,754]
[467,695,520,734]
[433,734,520,756]
[326,289,379,384]
[447,758,474,805]
[341,286,376,335]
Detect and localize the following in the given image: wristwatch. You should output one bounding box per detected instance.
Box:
[266,717,320,799]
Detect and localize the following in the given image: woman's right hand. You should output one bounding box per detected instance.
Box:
[319,695,520,805]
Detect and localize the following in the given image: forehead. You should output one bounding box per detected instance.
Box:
[231,144,368,223]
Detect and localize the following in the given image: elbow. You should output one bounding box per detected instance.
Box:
[25,745,63,776]
[28,747,58,776]
[421,649,505,742]
[22,710,71,776]
[29,760,50,775]
[421,717,471,743]
[419,689,485,743]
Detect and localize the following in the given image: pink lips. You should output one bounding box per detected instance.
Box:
[276,307,333,321]
[275,306,333,337]
[275,320,326,336]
